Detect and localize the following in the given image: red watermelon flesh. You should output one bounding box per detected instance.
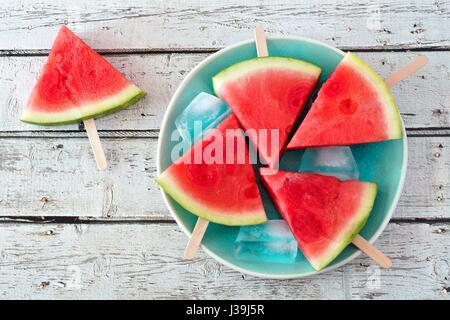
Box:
[156,114,267,226]
[287,52,402,150]
[260,169,377,270]
[213,57,321,168]
[21,25,145,125]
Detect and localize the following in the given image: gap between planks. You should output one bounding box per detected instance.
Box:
[0,128,449,138]
[1,216,450,225]
[2,46,450,57]
[0,130,160,138]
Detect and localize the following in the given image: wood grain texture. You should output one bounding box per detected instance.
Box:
[0,222,448,299]
[0,51,447,132]
[0,137,165,218]
[0,0,449,51]
[0,136,448,219]
[399,135,449,219]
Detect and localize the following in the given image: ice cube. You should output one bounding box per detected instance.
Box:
[299,146,359,181]
[234,220,298,264]
[175,92,231,145]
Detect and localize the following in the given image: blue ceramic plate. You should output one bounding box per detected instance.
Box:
[157,37,407,279]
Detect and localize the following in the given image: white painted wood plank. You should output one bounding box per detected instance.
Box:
[399,135,449,218]
[345,222,450,299]
[0,137,166,218]
[0,222,448,299]
[0,0,448,51]
[0,51,446,132]
[0,136,448,219]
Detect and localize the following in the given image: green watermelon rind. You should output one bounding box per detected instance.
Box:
[310,182,378,271]
[21,84,145,125]
[212,56,322,96]
[156,170,267,226]
[345,52,403,140]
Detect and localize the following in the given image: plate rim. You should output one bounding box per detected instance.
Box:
[156,35,408,279]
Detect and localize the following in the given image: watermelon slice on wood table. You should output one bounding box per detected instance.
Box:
[156,114,267,226]
[287,52,402,150]
[21,26,145,125]
[213,57,321,168]
[260,170,377,270]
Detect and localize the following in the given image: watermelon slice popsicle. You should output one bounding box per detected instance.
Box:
[157,93,266,259]
[260,170,380,271]
[20,26,146,170]
[286,53,428,150]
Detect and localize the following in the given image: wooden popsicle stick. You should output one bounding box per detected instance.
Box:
[384,55,428,87]
[352,235,392,268]
[183,218,209,260]
[83,118,107,171]
[351,231,392,268]
[254,26,269,57]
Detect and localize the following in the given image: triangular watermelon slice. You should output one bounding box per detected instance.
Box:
[260,169,377,270]
[156,114,267,226]
[21,26,145,125]
[287,52,402,150]
[213,57,321,168]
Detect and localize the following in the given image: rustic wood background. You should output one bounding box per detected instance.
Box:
[0,0,449,299]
